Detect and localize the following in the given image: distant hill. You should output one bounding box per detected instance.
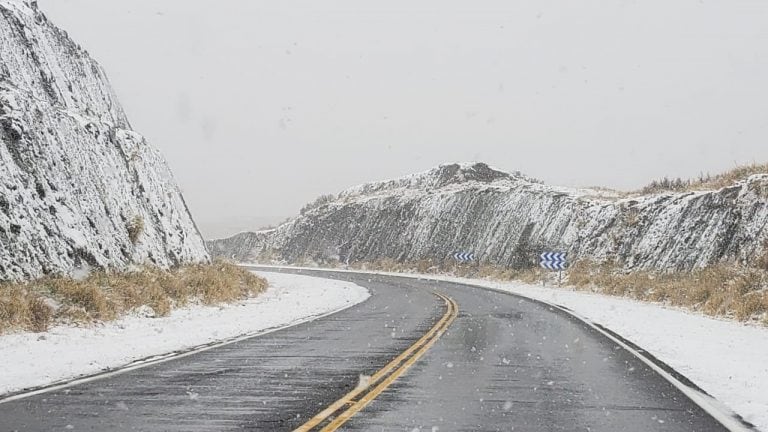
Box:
[208,162,768,272]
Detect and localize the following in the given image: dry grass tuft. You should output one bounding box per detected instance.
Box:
[299,194,337,215]
[28,297,54,332]
[638,163,768,195]
[180,261,267,305]
[705,163,768,189]
[0,286,33,333]
[0,288,55,334]
[0,260,267,334]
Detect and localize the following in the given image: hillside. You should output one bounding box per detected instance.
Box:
[208,162,768,272]
[0,0,208,281]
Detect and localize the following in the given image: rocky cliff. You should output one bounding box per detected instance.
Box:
[0,0,209,281]
[208,162,768,272]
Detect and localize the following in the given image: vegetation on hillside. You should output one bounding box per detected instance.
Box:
[638,163,768,194]
[299,194,337,215]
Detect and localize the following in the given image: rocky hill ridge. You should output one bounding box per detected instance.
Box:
[0,0,209,281]
[209,162,768,272]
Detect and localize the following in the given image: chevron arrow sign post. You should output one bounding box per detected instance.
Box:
[539,252,567,270]
[540,252,567,286]
[453,252,475,263]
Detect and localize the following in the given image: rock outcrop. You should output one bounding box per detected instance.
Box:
[0,0,209,281]
[209,162,768,272]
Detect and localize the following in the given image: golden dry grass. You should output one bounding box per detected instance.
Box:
[701,163,768,189]
[638,163,768,194]
[567,260,768,323]
[0,260,267,334]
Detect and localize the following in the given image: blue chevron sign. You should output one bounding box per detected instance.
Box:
[540,252,567,270]
[453,251,475,263]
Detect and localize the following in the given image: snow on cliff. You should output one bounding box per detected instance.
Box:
[208,162,768,272]
[0,0,209,281]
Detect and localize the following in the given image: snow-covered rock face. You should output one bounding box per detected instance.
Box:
[209,162,768,272]
[0,0,209,281]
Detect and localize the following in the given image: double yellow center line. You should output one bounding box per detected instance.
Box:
[294,293,459,432]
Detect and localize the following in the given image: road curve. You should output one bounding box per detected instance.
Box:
[0,269,730,431]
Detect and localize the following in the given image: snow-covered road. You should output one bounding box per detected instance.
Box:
[0,272,370,397]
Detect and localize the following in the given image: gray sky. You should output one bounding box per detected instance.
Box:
[40,0,768,238]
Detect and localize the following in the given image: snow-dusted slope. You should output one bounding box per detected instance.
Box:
[209,162,768,272]
[0,0,208,281]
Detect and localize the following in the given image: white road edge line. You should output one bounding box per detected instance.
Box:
[0,290,369,405]
[249,264,755,432]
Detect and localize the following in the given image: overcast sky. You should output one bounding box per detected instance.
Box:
[40,0,768,238]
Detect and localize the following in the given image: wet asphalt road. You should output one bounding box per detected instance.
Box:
[0,269,727,432]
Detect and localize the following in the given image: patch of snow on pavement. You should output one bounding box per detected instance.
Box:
[0,271,369,396]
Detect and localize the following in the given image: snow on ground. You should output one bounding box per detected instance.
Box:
[416,273,768,431]
[0,271,369,397]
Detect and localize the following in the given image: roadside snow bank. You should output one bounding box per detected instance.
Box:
[0,271,369,397]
